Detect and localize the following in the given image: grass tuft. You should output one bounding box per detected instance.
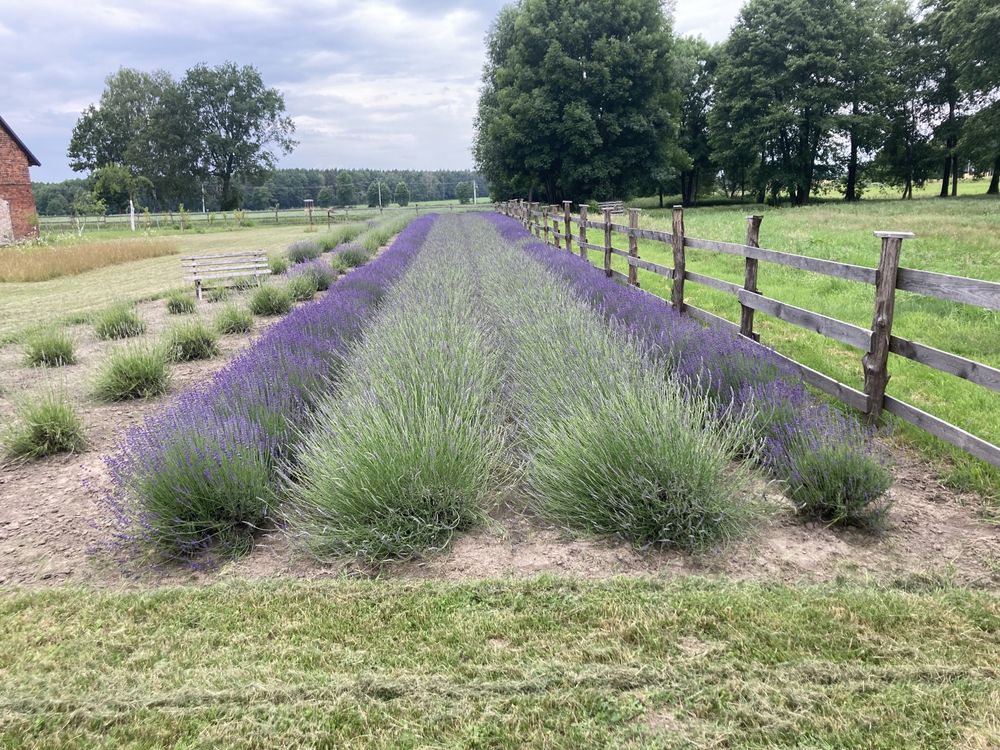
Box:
[286,273,319,302]
[165,290,196,315]
[215,305,253,335]
[166,321,219,362]
[249,285,293,316]
[3,390,85,458]
[287,241,322,264]
[24,329,76,367]
[268,255,289,276]
[94,345,169,401]
[93,305,146,340]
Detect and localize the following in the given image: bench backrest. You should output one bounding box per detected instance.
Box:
[181,251,269,278]
[597,201,625,215]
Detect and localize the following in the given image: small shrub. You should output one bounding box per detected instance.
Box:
[215,305,253,335]
[165,290,196,315]
[205,287,230,303]
[4,391,85,458]
[287,273,319,302]
[24,329,76,367]
[249,284,293,316]
[287,240,322,264]
[330,243,369,271]
[167,321,219,362]
[317,223,364,251]
[94,305,146,340]
[269,255,289,276]
[95,345,169,401]
[231,275,261,292]
[290,260,336,291]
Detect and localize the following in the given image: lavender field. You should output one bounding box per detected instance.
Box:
[101,212,893,563]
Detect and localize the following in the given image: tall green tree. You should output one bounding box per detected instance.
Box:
[942,0,1000,193]
[711,0,853,205]
[674,36,717,206]
[91,165,153,214]
[181,63,297,210]
[873,0,937,198]
[921,0,963,197]
[395,181,410,207]
[474,0,679,202]
[455,181,472,204]
[336,171,356,207]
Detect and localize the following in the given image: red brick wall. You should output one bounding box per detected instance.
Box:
[0,128,39,240]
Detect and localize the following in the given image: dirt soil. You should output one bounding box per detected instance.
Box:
[1,288,998,590]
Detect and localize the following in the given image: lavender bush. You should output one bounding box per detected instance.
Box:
[287,240,322,264]
[104,215,436,557]
[289,258,337,291]
[482,213,892,527]
[289,217,508,562]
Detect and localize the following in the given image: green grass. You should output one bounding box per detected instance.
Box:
[23,328,75,367]
[166,321,219,362]
[249,284,293,316]
[164,289,196,314]
[3,390,85,458]
[94,345,169,401]
[0,577,997,748]
[92,304,146,340]
[597,192,1000,502]
[215,305,253,335]
[286,273,318,302]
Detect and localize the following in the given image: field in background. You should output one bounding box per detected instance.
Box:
[600,192,999,498]
[0,224,311,343]
[0,237,179,283]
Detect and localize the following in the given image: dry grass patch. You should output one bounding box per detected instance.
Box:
[0,238,179,283]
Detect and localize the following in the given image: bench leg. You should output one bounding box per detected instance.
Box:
[195,280,202,301]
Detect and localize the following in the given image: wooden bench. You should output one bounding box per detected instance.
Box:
[598,200,625,215]
[182,251,270,300]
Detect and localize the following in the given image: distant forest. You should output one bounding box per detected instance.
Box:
[32,168,489,216]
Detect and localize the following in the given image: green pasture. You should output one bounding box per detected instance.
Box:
[2,577,997,748]
[589,192,1000,501]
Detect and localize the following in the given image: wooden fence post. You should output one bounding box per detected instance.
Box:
[564,201,573,254]
[531,203,540,236]
[603,208,613,278]
[552,206,560,248]
[670,205,685,311]
[542,205,550,244]
[863,231,913,423]
[628,208,641,287]
[578,204,588,261]
[739,215,763,341]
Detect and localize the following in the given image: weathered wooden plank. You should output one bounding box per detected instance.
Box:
[684,302,739,333]
[181,252,267,261]
[863,232,906,421]
[883,396,1000,468]
[633,227,673,243]
[187,269,271,282]
[896,268,1000,310]
[740,215,763,341]
[671,206,685,311]
[603,208,613,278]
[189,264,270,274]
[684,236,877,285]
[583,219,606,230]
[737,289,873,351]
[627,208,640,287]
[578,205,589,261]
[628,256,673,278]
[685,270,742,296]
[889,336,1000,393]
[577,240,606,253]
[608,246,630,259]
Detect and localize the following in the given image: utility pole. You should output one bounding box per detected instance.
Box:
[201,183,207,213]
[378,181,382,208]
[473,179,477,205]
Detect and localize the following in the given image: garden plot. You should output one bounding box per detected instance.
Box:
[0,214,998,588]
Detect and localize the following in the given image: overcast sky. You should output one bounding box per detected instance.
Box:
[1,0,744,183]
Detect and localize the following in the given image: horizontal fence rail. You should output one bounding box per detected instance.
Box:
[496,199,1000,469]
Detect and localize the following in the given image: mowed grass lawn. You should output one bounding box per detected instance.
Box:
[597,192,999,499]
[2,578,998,748]
[0,224,318,344]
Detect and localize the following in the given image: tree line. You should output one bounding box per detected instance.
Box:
[32,168,488,216]
[474,0,999,205]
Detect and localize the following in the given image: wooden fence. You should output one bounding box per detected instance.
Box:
[496,199,1000,469]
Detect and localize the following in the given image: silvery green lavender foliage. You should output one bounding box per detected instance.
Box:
[475,221,755,550]
[288,258,337,291]
[483,213,892,526]
[103,216,435,557]
[287,240,322,264]
[289,216,509,562]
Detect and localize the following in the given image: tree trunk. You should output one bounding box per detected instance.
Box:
[951,154,959,196]
[988,155,1000,195]
[940,155,951,197]
[658,189,664,208]
[845,114,859,201]
[221,173,236,211]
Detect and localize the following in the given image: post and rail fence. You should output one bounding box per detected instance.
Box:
[495,198,1000,469]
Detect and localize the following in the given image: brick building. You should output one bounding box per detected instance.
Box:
[0,115,41,243]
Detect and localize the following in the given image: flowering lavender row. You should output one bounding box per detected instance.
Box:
[482,213,891,525]
[103,215,437,557]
